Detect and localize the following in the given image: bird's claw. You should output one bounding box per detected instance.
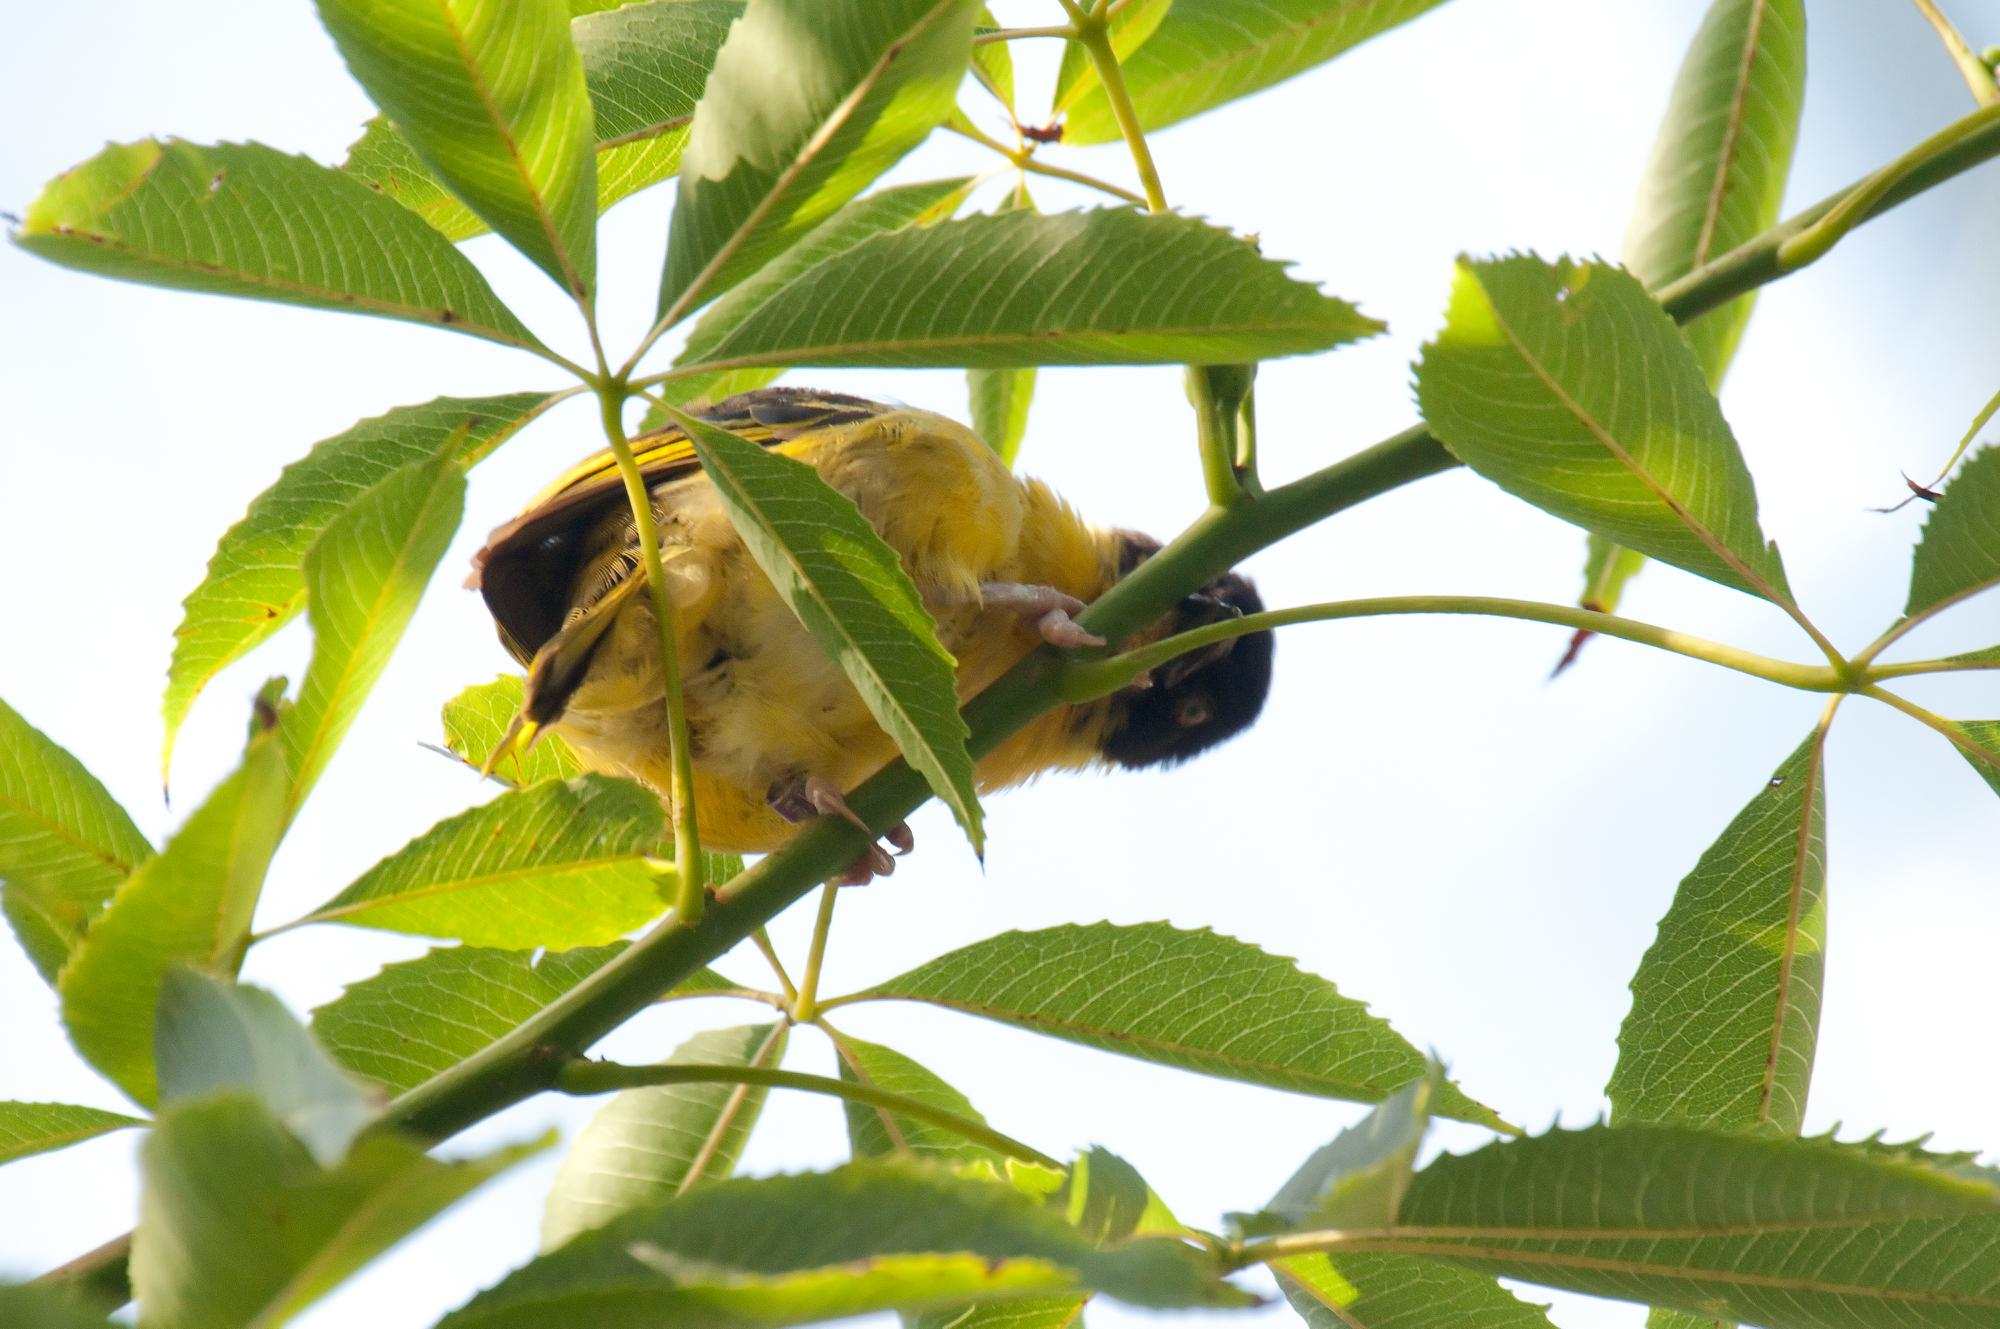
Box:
[768,775,911,885]
[979,582,1107,649]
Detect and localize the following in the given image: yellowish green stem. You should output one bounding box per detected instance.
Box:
[555,1058,1058,1166]
[1861,686,2000,772]
[790,882,841,1023]
[1911,0,2000,104]
[939,117,1147,206]
[1057,596,1850,702]
[750,927,798,1003]
[596,386,707,922]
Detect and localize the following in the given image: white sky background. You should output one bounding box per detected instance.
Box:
[4,2,1999,1326]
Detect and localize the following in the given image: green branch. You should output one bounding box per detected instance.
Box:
[595,388,708,921]
[554,1058,1059,1167]
[42,69,2000,1313]
[1057,596,1848,702]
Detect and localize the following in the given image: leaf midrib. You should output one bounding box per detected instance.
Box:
[305,848,656,925]
[24,227,537,351]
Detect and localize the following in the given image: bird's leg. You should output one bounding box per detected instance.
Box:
[768,774,914,885]
[975,582,1107,649]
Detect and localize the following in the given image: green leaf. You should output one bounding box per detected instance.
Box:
[311,942,625,1094]
[834,1031,1000,1165]
[964,186,1039,467]
[153,971,374,1167]
[1051,0,1171,115]
[0,1101,144,1166]
[654,177,975,414]
[911,1299,1086,1329]
[442,675,586,784]
[1957,720,2000,798]
[1259,1070,1435,1232]
[1626,0,1806,384]
[1907,445,2000,622]
[1577,0,1807,662]
[1276,1252,1559,1329]
[343,0,743,242]
[165,392,563,782]
[294,774,669,947]
[666,209,1381,374]
[1416,255,1790,602]
[133,1093,540,1329]
[281,443,467,817]
[856,923,1500,1127]
[665,403,985,853]
[1609,732,1827,1134]
[968,367,1037,469]
[970,8,1016,110]
[0,1283,119,1329]
[658,0,981,320]
[12,140,544,351]
[441,1162,1244,1327]
[1360,1124,2000,1329]
[1061,0,1450,145]
[542,1022,789,1249]
[314,0,598,297]
[59,725,288,1107]
[0,698,153,984]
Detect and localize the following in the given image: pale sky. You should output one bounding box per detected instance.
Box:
[3,3,1999,1328]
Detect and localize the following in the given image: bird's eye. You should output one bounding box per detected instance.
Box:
[1175,694,1213,728]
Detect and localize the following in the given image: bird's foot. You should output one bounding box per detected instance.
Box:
[768,775,914,886]
[979,581,1107,648]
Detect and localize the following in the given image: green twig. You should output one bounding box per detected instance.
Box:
[974,23,1075,43]
[555,1059,1058,1167]
[596,387,707,922]
[749,928,798,1003]
[1057,596,1849,702]
[1864,652,2000,680]
[1860,686,2000,772]
[1910,0,2000,105]
[940,117,1147,206]
[791,883,841,1023]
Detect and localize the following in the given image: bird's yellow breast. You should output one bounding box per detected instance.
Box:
[546,408,1118,852]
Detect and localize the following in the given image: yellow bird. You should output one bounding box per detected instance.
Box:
[472,388,1272,877]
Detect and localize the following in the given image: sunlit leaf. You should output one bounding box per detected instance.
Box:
[164,393,564,782]
[153,971,373,1167]
[1354,1124,2000,1329]
[1416,255,1790,602]
[58,725,287,1107]
[856,922,1500,1127]
[665,404,985,853]
[1061,0,1449,144]
[281,444,467,816]
[1609,732,1827,1133]
[1051,0,1171,114]
[12,140,545,350]
[441,675,585,785]
[312,942,623,1094]
[0,1102,144,1167]
[667,208,1379,375]
[132,1093,540,1329]
[1258,1071,1435,1232]
[0,698,153,984]
[964,186,1039,467]
[1573,0,1808,668]
[1628,0,1806,382]
[1957,720,2000,798]
[652,176,974,416]
[295,775,669,947]
[542,1022,788,1249]
[441,1162,1244,1327]
[1906,445,2000,623]
[658,0,980,320]
[343,0,743,241]
[834,1031,999,1166]
[971,8,1017,110]
[315,0,597,296]
[1276,1252,1559,1329]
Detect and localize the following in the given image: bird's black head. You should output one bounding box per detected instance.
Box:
[1101,556,1274,771]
